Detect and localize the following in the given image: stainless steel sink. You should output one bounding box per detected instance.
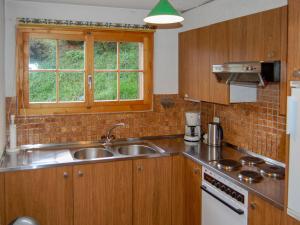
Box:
[116,144,158,155]
[73,148,114,160]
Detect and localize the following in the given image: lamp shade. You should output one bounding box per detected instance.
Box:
[144,0,184,24]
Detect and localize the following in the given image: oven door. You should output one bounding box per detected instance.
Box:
[201,184,247,225]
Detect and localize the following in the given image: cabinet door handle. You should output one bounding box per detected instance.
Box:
[250,202,257,210]
[63,172,69,178]
[137,165,143,172]
[78,170,84,177]
[293,70,300,77]
[193,168,200,175]
[184,94,189,98]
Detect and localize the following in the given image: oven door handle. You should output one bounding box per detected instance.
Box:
[201,185,244,215]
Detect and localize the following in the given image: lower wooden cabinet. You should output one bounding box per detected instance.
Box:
[4,166,73,225]
[0,173,4,225]
[133,157,172,225]
[248,194,284,225]
[73,161,133,225]
[184,157,202,225]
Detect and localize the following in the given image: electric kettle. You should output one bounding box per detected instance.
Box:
[208,122,223,147]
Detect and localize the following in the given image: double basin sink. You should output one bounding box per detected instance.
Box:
[73,143,164,160]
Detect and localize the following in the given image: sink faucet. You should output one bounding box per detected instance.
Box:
[102,123,125,145]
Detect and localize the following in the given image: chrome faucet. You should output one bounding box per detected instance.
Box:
[102,123,125,145]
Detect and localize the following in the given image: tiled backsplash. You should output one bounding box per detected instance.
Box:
[6,95,201,145]
[6,85,286,162]
[201,84,286,162]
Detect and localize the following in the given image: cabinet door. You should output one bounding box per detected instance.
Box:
[228,16,248,62]
[288,0,300,83]
[5,167,73,225]
[197,27,211,102]
[133,157,172,225]
[248,194,284,225]
[179,30,200,100]
[184,158,202,225]
[0,173,4,225]
[262,8,282,61]
[209,21,230,104]
[73,161,132,225]
[171,155,184,225]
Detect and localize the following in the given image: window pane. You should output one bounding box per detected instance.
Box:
[29,38,56,70]
[120,42,143,70]
[29,72,56,103]
[59,72,84,102]
[94,42,117,70]
[94,72,117,101]
[59,40,85,69]
[120,72,141,100]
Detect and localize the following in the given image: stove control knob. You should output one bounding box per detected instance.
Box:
[225,188,231,195]
[215,182,221,188]
[211,180,217,186]
[231,191,237,198]
[237,195,243,202]
[220,185,226,191]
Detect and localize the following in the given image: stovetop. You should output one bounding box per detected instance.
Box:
[210,155,285,184]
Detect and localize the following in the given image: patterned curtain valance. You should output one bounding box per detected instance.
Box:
[17,17,156,32]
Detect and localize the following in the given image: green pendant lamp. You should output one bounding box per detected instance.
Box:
[144,0,184,24]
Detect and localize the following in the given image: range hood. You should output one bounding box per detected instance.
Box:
[212,61,281,87]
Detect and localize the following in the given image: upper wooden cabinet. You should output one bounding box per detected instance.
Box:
[179,6,287,110]
[248,194,284,225]
[4,167,73,225]
[209,22,230,104]
[288,0,300,84]
[73,161,133,225]
[229,7,285,62]
[179,29,200,101]
[133,157,172,225]
[179,27,210,102]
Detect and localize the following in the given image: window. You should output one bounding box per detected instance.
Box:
[16,27,154,115]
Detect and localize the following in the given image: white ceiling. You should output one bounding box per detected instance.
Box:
[9,0,213,12]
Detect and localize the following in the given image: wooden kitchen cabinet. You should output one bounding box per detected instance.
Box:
[248,194,284,225]
[73,160,132,225]
[287,0,300,85]
[184,157,202,225]
[0,173,4,225]
[133,156,172,225]
[179,29,200,101]
[179,27,210,102]
[4,167,73,225]
[209,21,230,104]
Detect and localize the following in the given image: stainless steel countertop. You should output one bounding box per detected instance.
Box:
[0,135,285,209]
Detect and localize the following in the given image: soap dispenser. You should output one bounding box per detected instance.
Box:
[7,115,19,153]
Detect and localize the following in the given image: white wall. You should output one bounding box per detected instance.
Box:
[181,0,288,32]
[4,0,180,96]
[0,0,6,156]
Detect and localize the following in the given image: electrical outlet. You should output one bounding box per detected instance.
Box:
[213,117,220,123]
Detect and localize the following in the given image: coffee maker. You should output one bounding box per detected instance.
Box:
[184,112,201,142]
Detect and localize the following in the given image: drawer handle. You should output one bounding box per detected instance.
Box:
[193,168,200,175]
[63,172,69,178]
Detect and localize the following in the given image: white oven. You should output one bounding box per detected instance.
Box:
[201,168,248,225]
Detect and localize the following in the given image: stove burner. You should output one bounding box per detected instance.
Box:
[217,159,242,171]
[238,170,263,183]
[256,164,285,179]
[240,156,265,166]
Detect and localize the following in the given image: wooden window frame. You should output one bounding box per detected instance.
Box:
[16,26,154,115]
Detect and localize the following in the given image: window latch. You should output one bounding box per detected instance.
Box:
[88,75,93,90]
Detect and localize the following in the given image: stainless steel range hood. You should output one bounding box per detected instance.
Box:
[212,61,280,87]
